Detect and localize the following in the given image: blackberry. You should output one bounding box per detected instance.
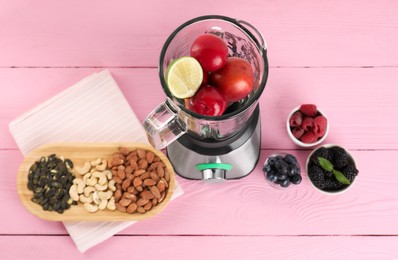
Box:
[310,147,332,167]
[330,146,349,169]
[323,178,345,191]
[341,164,359,183]
[324,170,334,179]
[308,165,325,189]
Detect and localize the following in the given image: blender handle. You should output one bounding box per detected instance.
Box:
[236,19,267,51]
[142,98,186,149]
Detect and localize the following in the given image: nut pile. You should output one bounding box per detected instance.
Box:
[110,147,170,214]
[69,158,116,213]
[27,154,76,214]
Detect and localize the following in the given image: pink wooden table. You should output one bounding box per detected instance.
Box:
[1,0,398,258]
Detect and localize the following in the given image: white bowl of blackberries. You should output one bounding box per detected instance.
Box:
[306,145,359,194]
[263,153,302,189]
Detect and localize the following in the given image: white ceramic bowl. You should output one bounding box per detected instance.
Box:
[306,144,357,195]
[286,105,329,147]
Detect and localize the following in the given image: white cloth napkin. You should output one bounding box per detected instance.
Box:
[9,70,183,253]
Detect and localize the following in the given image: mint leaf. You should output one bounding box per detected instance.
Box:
[333,170,351,185]
[318,157,334,172]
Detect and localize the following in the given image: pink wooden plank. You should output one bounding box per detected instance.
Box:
[1,149,397,235]
[1,67,398,150]
[1,1,398,67]
[0,236,397,259]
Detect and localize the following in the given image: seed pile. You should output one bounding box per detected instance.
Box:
[27,154,76,214]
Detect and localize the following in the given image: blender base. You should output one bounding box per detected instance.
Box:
[166,107,261,180]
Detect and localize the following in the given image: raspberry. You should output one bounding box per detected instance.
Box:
[301,117,313,131]
[313,115,327,137]
[330,146,349,169]
[301,131,318,144]
[289,111,303,127]
[292,127,304,139]
[300,104,317,117]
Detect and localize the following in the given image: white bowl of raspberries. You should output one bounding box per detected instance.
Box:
[287,104,329,147]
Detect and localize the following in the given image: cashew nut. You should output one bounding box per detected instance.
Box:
[69,185,79,201]
[84,203,98,213]
[79,194,93,204]
[72,178,85,194]
[98,199,108,210]
[90,158,101,166]
[96,159,107,171]
[108,180,116,191]
[104,170,112,180]
[92,171,107,185]
[99,190,113,200]
[75,162,91,175]
[107,197,116,211]
[85,177,97,186]
[73,157,117,213]
[83,172,92,184]
[95,183,108,191]
[92,191,101,205]
[83,186,96,197]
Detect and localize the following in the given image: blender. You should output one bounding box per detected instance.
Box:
[143,15,268,181]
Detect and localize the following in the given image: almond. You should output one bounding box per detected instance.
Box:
[138,159,148,170]
[157,165,165,178]
[126,203,138,214]
[117,169,126,180]
[150,186,161,199]
[114,189,122,203]
[123,192,137,202]
[139,172,151,180]
[146,151,155,163]
[137,206,146,214]
[115,202,127,213]
[137,149,146,159]
[144,201,152,211]
[165,169,170,182]
[157,180,166,192]
[119,199,132,207]
[133,177,142,187]
[143,179,156,186]
[113,176,123,184]
[141,190,155,200]
[137,198,149,206]
[122,179,131,191]
[134,169,146,177]
[150,172,160,182]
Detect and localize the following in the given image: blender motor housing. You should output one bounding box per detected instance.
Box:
[167,105,261,181]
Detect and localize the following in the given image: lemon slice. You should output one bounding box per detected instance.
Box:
[166,56,203,99]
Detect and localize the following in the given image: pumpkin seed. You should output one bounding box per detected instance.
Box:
[27,154,76,214]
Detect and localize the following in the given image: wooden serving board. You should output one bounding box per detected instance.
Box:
[17,142,175,222]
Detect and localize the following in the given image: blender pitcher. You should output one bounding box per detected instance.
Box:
[143,15,268,181]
